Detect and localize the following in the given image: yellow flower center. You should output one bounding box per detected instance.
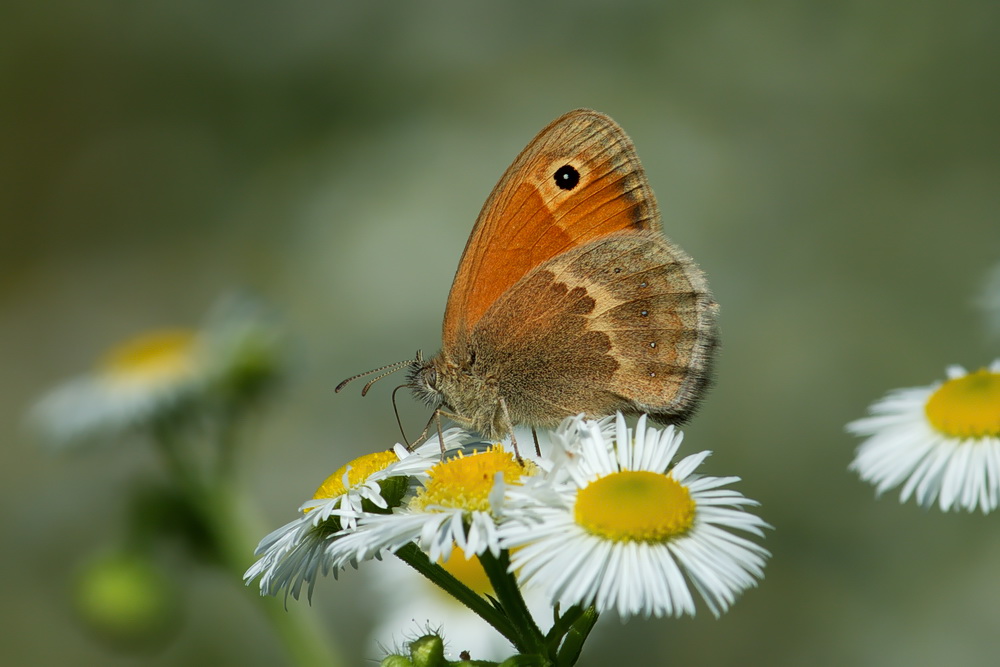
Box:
[313,450,400,500]
[575,470,695,543]
[924,368,1000,438]
[438,546,492,596]
[411,446,533,513]
[101,330,199,385]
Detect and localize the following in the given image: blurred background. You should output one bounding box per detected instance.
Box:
[3,1,999,665]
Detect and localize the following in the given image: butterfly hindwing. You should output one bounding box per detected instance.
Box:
[471,231,717,428]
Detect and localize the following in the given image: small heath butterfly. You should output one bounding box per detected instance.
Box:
[339,109,718,441]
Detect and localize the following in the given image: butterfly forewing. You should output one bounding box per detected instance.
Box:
[442,109,660,350]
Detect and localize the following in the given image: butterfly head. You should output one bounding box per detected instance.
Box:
[408,346,513,439]
[407,353,448,408]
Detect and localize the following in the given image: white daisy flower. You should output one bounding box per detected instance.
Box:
[29,294,284,449]
[326,445,538,570]
[498,413,770,619]
[245,434,453,600]
[848,360,1000,513]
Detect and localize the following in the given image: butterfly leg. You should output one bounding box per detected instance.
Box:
[408,407,475,452]
[406,412,437,451]
[433,409,447,454]
[498,397,520,460]
[531,427,541,457]
[408,406,461,452]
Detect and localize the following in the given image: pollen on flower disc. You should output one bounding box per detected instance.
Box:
[575,470,695,542]
[413,446,532,512]
[314,450,400,500]
[924,368,1000,438]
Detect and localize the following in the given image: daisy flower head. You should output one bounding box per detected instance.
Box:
[29,293,286,449]
[848,360,1000,513]
[245,435,451,600]
[499,413,770,619]
[326,443,538,571]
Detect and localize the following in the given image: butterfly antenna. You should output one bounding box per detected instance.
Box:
[335,358,414,394]
[362,366,413,396]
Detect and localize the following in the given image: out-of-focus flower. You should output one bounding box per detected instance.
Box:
[848,360,1000,513]
[976,261,1000,338]
[29,294,285,449]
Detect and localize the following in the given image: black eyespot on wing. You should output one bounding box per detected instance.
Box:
[554,164,580,191]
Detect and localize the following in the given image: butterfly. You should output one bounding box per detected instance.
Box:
[339,109,718,442]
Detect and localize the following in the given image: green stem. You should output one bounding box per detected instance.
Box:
[150,423,202,497]
[201,478,344,667]
[214,404,242,480]
[544,605,584,650]
[478,551,546,656]
[151,426,343,666]
[393,543,521,646]
[553,606,598,666]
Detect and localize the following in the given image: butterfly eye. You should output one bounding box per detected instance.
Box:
[424,366,437,388]
[553,164,580,191]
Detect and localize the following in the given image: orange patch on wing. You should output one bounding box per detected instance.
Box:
[460,184,568,332]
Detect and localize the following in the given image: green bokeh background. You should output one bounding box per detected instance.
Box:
[3,2,999,665]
